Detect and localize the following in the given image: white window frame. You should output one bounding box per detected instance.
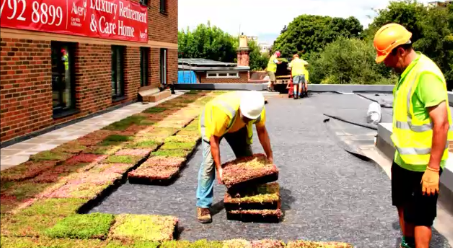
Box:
[206,71,240,79]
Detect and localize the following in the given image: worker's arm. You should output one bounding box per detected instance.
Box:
[427,101,449,170]
[210,135,223,183]
[256,125,273,163]
[418,73,450,195]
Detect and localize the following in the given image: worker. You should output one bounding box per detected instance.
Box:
[373,23,453,248]
[196,91,274,223]
[288,53,305,99]
[266,51,282,92]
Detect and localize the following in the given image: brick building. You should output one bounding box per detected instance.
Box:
[178,58,250,84]
[0,0,178,145]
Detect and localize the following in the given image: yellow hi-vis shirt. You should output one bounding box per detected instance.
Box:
[199,92,266,144]
[289,58,305,77]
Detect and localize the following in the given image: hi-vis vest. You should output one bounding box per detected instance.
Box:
[290,58,305,77]
[198,92,264,144]
[391,54,453,165]
[267,55,278,73]
[63,54,69,71]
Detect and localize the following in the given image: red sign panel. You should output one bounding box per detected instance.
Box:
[0,0,148,43]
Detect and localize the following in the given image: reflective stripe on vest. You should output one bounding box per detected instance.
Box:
[392,54,453,164]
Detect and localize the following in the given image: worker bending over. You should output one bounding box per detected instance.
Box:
[289,54,306,99]
[196,91,274,223]
[374,23,452,248]
[266,51,282,92]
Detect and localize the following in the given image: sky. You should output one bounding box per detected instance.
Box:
[178,0,434,44]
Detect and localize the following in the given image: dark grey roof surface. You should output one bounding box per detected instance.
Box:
[89,93,451,248]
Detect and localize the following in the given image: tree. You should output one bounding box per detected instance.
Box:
[178,22,237,62]
[272,15,363,57]
[308,37,396,85]
[248,40,269,71]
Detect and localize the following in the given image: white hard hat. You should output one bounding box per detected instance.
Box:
[239,91,265,120]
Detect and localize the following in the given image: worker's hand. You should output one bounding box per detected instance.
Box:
[216,167,223,184]
[268,156,274,164]
[421,166,440,196]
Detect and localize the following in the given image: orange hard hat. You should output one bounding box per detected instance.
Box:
[373,23,412,63]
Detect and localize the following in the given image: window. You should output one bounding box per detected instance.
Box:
[140,47,150,87]
[51,41,76,117]
[111,46,125,100]
[206,71,240,79]
[139,0,148,6]
[160,48,167,85]
[160,0,167,14]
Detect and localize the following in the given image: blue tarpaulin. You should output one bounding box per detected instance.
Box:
[178,70,197,84]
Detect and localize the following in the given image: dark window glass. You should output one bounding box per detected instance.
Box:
[51,41,76,116]
[140,47,150,87]
[160,0,167,13]
[111,46,125,99]
[160,48,167,85]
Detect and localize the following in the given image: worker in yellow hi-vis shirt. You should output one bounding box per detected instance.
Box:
[196,91,274,223]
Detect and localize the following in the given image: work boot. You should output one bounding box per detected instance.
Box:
[197,207,212,224]
[400,237,414,248]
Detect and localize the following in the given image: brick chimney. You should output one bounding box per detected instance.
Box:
[237,34,250,67]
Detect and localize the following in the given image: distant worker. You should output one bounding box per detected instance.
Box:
[288,53,305,99]
[374,23,453,248]
[196,91,274,223]
[266,51,282,92]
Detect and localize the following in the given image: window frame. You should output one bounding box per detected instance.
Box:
[140,47,150,87]
[51,41,77,118]
[160,48,167,85]
[206,71,240,79]
[160,0,167,14]
[111,45,125,101]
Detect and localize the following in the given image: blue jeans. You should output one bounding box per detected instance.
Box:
[196,127,253,208]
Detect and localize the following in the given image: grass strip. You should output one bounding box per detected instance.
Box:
[110,214,178,242]
[44,213,114,239]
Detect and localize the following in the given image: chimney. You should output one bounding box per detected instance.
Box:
[237,34,250,67]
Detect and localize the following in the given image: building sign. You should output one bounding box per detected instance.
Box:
[0,0,148,43]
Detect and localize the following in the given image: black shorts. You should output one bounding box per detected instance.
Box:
[391,162,442,227]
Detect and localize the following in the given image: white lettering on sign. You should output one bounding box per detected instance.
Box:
[90,0,117,16]
[31,1,63,26]
[119,1,146,23]
[118,20,134,37]
[99,16,116,34]
[1,0,27,21]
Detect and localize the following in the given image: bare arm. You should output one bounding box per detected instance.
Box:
[210,135,223,182]
[257,125,273,163]
[427,101,450,170]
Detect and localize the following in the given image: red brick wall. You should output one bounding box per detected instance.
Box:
[148,0,178,43]
[199,71,249,83]
[0,38,53,142]
[0,0,177,144]
[168,49,178,85]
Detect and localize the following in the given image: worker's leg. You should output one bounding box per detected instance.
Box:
[268,71,276,91]
[410,169,443,248]
[195,139,216,223]
[224,127,253,158]
[298,75,305,98]
[392,163,416,247]
[293,75,301,99]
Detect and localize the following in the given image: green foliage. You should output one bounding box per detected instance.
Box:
[178,21,237,62]
[44,213,114,239]
[143,107,167,114]
[273,15,363,57]
[308,37,397,85]
[20,198,86,216]
[103,116,148,131]
[110,214,178,242]
[248,40,270,71]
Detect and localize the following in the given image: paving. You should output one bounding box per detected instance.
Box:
[89,93,452,247]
